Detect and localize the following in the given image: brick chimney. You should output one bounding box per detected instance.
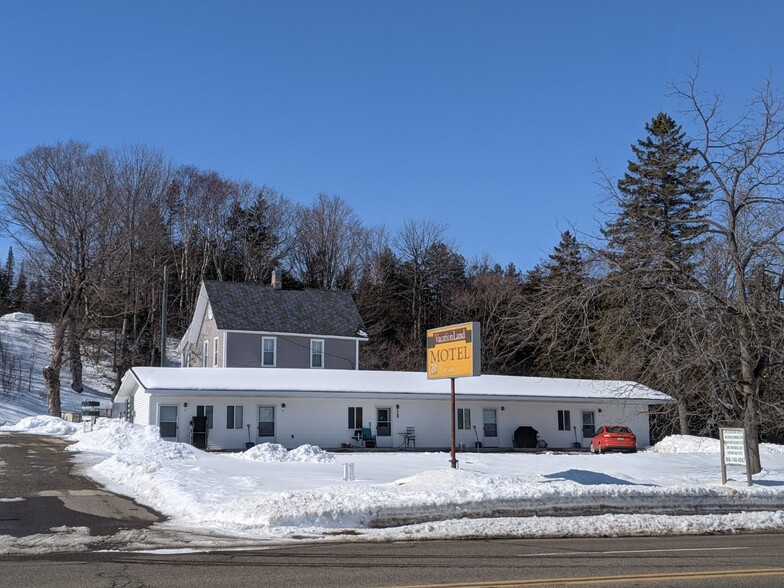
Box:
[271,269,282,290]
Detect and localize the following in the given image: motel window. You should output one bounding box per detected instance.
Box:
[348,406,363,430]
[202,340,209,367]
[213,336,219,367]
[197,405,214,429]
[557,410,571,431]
[457,408,472,430]
[310,339,324,368]
[262,337,276,367]
[226,405,244,429]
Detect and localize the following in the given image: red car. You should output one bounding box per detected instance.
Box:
[590,425,637,454]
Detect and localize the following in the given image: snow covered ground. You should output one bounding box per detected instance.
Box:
[2,416,784,554]
[0,313,115,426]
[2,312,784,554]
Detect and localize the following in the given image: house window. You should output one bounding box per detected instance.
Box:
[348,406,363,430]
[262,337,276,367]
[310,339,324,368]
[557,410,571,431]
[226,405,244,429]
[202,340,209,367]
[581,411,595,438]
[457,408,472,430]
[213,336,219,367]
[196,405,213,429]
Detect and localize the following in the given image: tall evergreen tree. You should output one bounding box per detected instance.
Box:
[598,113,710,435]
[602,112,710,282]
[534,231,597,378]
[0,247,14,313]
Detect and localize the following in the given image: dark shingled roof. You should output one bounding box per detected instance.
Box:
[203,281,366,338]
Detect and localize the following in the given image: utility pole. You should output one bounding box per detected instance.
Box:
[160,265,168,367]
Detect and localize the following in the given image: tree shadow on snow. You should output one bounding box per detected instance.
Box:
[542,469,657,486]
[748,479,784,487]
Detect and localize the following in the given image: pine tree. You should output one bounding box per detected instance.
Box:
[0,247,14,313]
[534,231,597,378]
[11,267,27,313]
[598,113,711,435]
[603,112,709,284]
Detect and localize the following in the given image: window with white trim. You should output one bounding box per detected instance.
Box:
[202,340,209,367]
[213,336,219,367]
[196,405,213,429]
[457,408,472,430]
[226,405,244,429]
[310,339,324,368]
[262,337,276,367]
[557,409,571,431]
[348,406,363,430]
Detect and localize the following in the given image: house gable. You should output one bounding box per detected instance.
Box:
[179,280,367,369]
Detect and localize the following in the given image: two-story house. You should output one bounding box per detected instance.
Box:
[178,273,368,370]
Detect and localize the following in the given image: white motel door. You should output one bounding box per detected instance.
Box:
[483,409,499,448]
[258,406,275,441]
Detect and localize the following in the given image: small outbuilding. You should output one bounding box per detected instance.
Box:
[116,367,673,451]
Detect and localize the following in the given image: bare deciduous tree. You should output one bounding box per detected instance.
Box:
[672,69,784,473]
[289,193,367,290]
[0,141,122,415]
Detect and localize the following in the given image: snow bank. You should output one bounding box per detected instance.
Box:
[68,418,197,461]
[3,415,79,436]
[229,442,336,463]
[652,435,721,454]
[0,312,35,322]
[652,434,784,456]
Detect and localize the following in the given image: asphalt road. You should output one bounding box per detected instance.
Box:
[0,431,164,547]
[1,533,784,587]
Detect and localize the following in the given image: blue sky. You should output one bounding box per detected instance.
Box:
[1,1,783,272]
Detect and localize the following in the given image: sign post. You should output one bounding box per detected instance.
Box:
[427,322,480,469]
[720,427,753,486]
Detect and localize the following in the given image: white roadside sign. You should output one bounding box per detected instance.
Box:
[720,427,752,486]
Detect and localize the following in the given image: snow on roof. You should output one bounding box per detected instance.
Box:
[119,367,673,403]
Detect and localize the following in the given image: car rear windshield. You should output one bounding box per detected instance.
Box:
[607,426,631,433]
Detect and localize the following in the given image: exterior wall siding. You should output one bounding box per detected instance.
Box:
[132,393,654,451]
[133,389,151,427]
[226,332,262,367]
[224,333,358,370]
[192,309,221,368]
[323,339,358,370]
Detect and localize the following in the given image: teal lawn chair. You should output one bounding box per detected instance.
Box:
[362,427,376,448]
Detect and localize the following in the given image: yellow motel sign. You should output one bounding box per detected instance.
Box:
[426,322,481,380]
